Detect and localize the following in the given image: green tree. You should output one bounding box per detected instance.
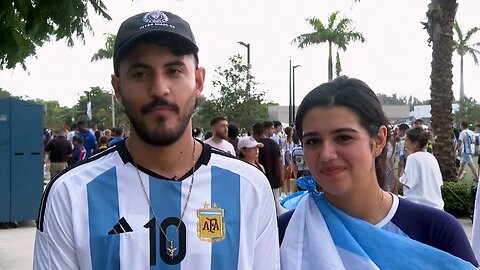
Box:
[292,11,365,81]
[453,20,480,100]
[453,97,480,125]
[91,33,115,62]
[0,88,12,99]
[34,99,72,130]
[424,0,458,181]
[195,54,269,131]
[73,86,127,128]
[1,0,111,70]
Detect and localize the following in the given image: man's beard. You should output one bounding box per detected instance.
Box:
[122,91,198,146]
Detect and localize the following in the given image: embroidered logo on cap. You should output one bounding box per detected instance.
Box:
[142,10,169,24]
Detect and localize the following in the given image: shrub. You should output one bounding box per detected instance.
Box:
[441,182,475,217]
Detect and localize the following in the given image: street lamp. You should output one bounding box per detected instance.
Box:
[292,65,301,123]
[237,41,251,97]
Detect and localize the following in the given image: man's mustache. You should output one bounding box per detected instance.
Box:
[141,98,180,114]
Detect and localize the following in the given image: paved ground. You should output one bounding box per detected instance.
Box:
[0,217,474,270]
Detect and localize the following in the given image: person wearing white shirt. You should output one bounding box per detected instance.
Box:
[400,127,444,210]
[204,116,236,156]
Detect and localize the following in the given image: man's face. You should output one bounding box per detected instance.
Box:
[111,43,205,146]
[397,129,406,137]
[213,120,229,140]
[275,125,282,133]
[265,126,274,137]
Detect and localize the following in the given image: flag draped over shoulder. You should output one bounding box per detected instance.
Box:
[280,192,476,270]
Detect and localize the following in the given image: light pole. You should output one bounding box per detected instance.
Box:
[238,41,251,97]
[289,58,292,125]
[292,65,301,123]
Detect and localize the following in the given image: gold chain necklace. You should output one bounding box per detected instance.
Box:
[129,139,196,259]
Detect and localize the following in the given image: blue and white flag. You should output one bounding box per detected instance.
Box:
[280,192,476,270]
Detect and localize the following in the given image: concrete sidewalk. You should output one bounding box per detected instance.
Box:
[0,218,475,270]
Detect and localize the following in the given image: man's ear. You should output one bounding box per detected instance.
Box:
[111,74,123,106]
[195,67,206,96]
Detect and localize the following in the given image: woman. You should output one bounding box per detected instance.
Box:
[278,76,477,269]
[399,128,444,210]
[238,136,265,174]
[282,126,295,195]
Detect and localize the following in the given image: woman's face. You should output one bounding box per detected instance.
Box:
[242,147,259,160]
[301,106,386,196]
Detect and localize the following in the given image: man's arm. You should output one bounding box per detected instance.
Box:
[34,181,79,269]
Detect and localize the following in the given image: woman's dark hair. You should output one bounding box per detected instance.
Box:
[295,76,390,188]
[406,128,431,149]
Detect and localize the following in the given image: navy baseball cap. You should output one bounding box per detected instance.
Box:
[113,10,199,74]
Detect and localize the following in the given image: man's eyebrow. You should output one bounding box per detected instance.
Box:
[301,128,359,139]
[163,60,187,68]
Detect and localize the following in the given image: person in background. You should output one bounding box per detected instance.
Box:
[227,123,240,156]
[279,76,477,269]
[68,136,86,166]
[203,116,235,155]
[77,121,97,158]
[399,128,444,210]
[395,123,409,178]
[92,136,109,155]
[272,121,283,146]
[455,121,478,181]
[108,126,124,147]
[238,136,265,173]
[44,130,72,179]
[104,129,112,142]
[281,126,295,196]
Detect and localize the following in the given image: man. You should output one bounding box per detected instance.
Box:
[77,120,97,157]
[412,118,424,129]
[455,121,478,181]
[203,116,235,155]
[108,126,124,146]
[66,123,78,143]
[253,122,283,215]
[396,123,409,178]
[34,10,279,270]
[44,130,72,179]
[272,121,283,146]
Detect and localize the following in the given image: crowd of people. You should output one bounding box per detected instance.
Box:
[43,123,127,181]
[34,10,480,270]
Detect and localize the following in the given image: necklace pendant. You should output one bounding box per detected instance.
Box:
[167,240,177,259]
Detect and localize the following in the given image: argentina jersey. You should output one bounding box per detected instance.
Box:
[34,140,280,270]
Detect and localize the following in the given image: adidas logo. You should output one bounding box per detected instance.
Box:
[108,217,133,235]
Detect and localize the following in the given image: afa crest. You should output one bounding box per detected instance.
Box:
[197,202,225,242]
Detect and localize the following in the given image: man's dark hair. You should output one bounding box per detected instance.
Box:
[71,123,78,130]
[263,120,274,129]
[406,128,431,149]
[228,123,239,138]
[72,136,83,144]
[398,124,409,131]
[253,122,264,136]
[77,121,85,127]
[461,121,469,129]
[115,127,124,137]
[210,117,227,126]
[273,121,282,128]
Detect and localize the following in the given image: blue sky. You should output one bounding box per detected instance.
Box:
[1,0,479,107]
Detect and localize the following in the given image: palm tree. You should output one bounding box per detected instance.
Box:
[453,20,480,100]
[91,33,115,62]
[424,0,458,181]
[292,11,365,81]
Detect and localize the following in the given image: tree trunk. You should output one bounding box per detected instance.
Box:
[328,41,333,81]
[460,55,465,100]
[427,0,458,182]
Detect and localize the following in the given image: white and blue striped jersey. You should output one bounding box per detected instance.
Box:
[34,140,280,270]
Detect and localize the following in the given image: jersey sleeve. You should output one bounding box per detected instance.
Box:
[34,181,79,270]
[253,178,280,269]
[399,155,418,188]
